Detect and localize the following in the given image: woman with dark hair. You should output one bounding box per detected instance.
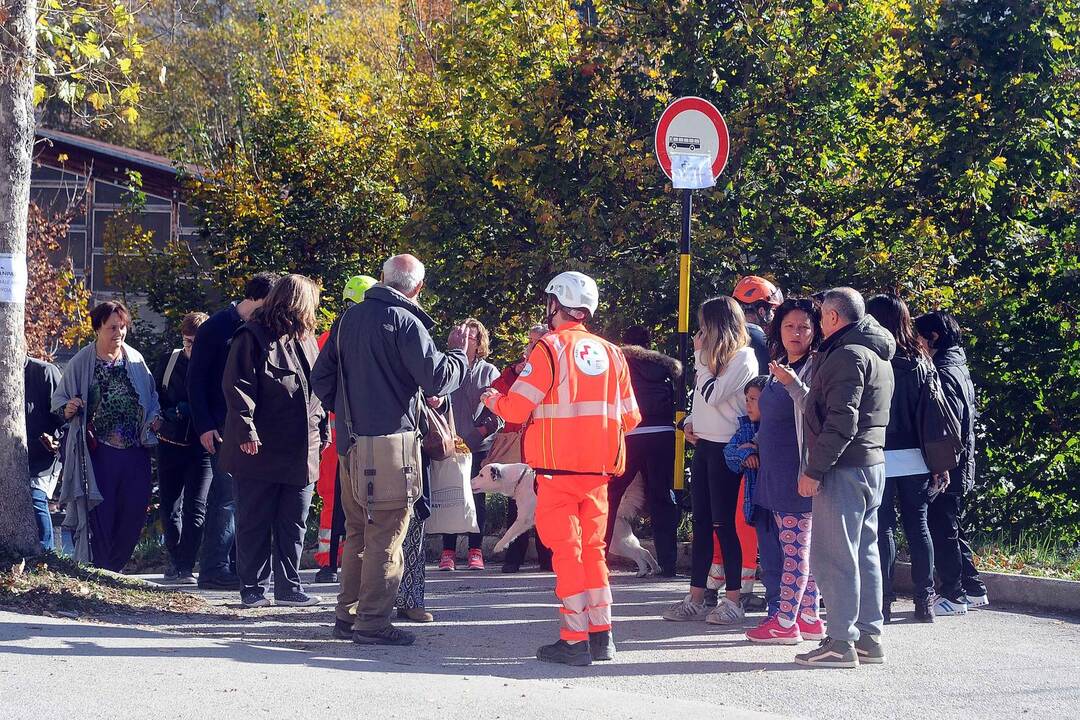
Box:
[155,311,212,584]
[914,311,988,615]
[53,300,161,571]
[745,297,827,644]
[664,296,757,625]
[867,294,937,623]
[221,274,328,608]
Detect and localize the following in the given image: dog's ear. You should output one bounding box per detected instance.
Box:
[490,465,502,480]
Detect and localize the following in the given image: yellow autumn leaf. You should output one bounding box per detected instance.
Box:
[32,84,46,105]
[118,58,132,75]
[87,92,107,110]
[121,106,139,124]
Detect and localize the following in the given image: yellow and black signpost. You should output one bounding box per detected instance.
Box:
[653,96,730,489]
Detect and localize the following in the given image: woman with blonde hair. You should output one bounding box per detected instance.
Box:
[664,296,758,625]
[220,274,329,608]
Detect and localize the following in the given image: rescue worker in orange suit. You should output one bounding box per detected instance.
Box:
[482,271,641,666]
[314,274,379,584]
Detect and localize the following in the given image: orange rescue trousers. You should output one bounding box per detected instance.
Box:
[534,474,613,643]
[711,475,758,589]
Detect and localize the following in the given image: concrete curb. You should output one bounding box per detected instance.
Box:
[892,561,1080,614]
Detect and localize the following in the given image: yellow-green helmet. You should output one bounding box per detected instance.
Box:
[342,275,378,304]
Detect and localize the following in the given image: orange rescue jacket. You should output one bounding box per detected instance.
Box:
[484,322,641,475]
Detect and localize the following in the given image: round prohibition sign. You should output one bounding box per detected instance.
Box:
[654,96,730,181]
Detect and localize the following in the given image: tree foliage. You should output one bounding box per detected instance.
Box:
[106,0,1079,539]
[24,202,92,360]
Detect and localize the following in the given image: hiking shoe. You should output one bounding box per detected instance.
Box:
[706,562,725,590]
[352,624,416,646]
[703,588,719,608]
[174,571,197,586]
[467,548,485,571]
[663,594,709,622]
[397,607,435,623]
[240,589,270,608]
[275,590,321,607]
[932,595,968,616]
[914,596,935,623]
[199,571,243,591]
[706,597,746,626]
[438,550,456,571]
[536,640,592,666]
[797,616,827,641]
[794,638,859,668]
[745,615,801,645]
[589,630,616,661]
[332,619,353,640]
[966,592,990,608]
[314,566,338,584]
[854,634,885,664]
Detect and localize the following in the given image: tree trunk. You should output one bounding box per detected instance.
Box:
[0,0,40,562]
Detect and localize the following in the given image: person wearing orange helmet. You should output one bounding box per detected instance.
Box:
[733,275,784,375]
[483,271,641,666]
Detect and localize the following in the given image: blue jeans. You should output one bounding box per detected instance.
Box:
[199,453,236,577]
[31,488,54,553]
[754,507,783,616]
[878,473,934,603]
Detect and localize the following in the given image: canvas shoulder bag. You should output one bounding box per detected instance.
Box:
[336,316,422,519]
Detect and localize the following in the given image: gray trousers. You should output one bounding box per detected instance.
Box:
[810,464,885,642]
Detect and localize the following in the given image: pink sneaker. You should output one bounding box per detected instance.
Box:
[798,616,827,641]
[745,615,802,645]
[467,548,485,571]
[438,550,456,571]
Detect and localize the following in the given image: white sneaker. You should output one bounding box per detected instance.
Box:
[706,563,725,590]
[933,595,968,616]
[966,592,990,608]
[705,597,746,625]
[663,594,709,622]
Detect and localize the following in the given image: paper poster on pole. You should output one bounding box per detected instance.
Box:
[0,253,27,304]
[671,153,715,189]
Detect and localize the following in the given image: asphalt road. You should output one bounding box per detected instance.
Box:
[1,569,1077,720]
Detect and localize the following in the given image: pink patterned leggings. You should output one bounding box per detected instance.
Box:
[775,511,820,625]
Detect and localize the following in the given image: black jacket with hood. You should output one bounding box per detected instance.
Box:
[934,345,977,494]
[803,316,896,481]
[310,284,468,451]
[620,345,682,429]
[884,352,934,454]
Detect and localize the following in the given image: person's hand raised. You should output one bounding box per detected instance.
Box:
[769,361,797,386]
[448,323,473,354]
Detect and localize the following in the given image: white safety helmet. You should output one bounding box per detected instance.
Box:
[545,271,599,316]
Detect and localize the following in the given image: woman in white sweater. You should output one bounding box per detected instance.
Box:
[664,296,758,625]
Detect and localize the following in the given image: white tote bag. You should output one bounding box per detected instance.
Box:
[426,452,479,535]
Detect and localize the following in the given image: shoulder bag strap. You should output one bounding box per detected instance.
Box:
[162,349,181,391]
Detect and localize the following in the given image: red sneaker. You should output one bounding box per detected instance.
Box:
[745,615,802,645]
[798,615,827,641]
[438,550,456,571]
[467,548,485,571]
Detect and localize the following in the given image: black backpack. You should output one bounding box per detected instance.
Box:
[918,363,964,473]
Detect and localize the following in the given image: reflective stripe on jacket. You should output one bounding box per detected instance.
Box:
[484,322,641,475]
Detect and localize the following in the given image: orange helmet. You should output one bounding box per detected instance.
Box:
[733,276,783,306]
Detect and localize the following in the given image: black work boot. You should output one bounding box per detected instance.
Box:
[536,639,592,666]
[589,630,616,661]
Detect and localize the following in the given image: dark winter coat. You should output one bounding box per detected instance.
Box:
[187,303,244,436]
[154,349,197,446]
[219,321,328,486]
[803,316,896,481]
[934,345,977,494]
[747,323,769,375]
[884,353,934,452]
[25,357,63,477]
[310,284,468,451]
[620,344,682,429]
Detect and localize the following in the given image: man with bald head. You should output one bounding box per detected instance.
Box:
[313,253,473,646]
[794,287,895,668]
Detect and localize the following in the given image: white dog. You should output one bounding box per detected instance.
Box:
[471,463,662,576]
